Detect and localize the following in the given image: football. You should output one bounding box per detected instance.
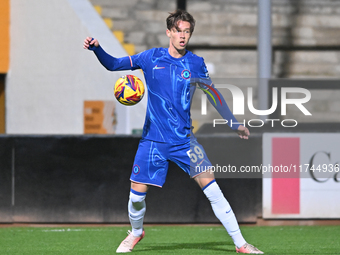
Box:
[114,75,145,106]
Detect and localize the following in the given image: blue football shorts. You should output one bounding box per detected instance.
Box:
[130,138,212,187]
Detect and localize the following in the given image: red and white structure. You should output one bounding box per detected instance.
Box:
[263,133,340,219]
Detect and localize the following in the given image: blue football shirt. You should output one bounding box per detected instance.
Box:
[130,48,210,144]
[93,45,240,143]
[97,47,210,144]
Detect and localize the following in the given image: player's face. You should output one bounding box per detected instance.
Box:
[167,20,191,55]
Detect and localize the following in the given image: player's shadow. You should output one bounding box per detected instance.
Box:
[138,241,235,253]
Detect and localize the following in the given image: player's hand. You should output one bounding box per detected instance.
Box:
[83,37,99,49]
[237,125,250,139]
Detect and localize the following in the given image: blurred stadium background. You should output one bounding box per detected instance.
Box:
[0,0,339,227]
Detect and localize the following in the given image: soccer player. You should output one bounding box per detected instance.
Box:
[84,9,263,254]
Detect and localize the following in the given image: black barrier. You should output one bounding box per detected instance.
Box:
[13,136,136,222]
[0,135,261,223]
[0,136,12,222]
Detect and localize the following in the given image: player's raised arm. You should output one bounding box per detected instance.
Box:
[83,37,135,71]
[83,37,99,49]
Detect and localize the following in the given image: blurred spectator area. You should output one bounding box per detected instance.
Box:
[90,0,340,78]
[90,0,340,127]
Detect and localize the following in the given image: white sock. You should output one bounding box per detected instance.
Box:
[203,180,246,248]
[128,189,146,237]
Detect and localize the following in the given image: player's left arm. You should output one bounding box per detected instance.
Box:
[197,59,249,139]
[205,86,249,139]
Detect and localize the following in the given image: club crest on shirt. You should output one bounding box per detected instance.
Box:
[181,69,191,79]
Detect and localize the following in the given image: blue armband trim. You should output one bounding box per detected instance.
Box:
[130,188,147,196]
[202,180,216,191]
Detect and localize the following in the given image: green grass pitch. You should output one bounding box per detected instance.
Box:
[0,225,339,254]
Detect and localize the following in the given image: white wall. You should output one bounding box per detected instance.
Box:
[7,0,146,134]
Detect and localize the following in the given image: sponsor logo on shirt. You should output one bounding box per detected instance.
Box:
[153,65,165,70]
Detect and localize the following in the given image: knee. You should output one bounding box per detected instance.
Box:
[130,193,145,204]
[129,190,146,210]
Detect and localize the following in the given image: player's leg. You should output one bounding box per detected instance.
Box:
[129,182,148,237]
[194,171,247,249]
[189,140,245,245]
[117,139,170,253]
[116,182,147,253]
[174,138,263,254]
[196,176,263,253]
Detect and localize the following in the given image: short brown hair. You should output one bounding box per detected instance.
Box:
[166,10,196,34]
